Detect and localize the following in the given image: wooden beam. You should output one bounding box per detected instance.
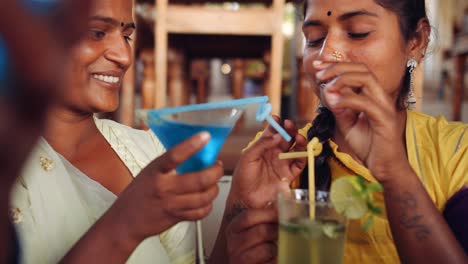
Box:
[268,0,285,115]
[155,0,168,108]
[166,5,276,36]
[232,59,245,99]
[140,49,155,109]
[120,63,135,126]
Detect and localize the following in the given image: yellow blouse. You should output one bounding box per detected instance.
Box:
[305,110,467,263]
[250,110,467,263]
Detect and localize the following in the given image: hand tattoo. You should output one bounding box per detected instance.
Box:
[224,202,247,224]
[394,191,431,240]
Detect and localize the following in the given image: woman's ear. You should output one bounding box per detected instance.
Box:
[408,18,431,62]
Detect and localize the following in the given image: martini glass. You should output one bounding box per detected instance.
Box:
[138,96,292,263]
[145,107,243,174]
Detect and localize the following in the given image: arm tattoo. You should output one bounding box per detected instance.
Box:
[224,202,247,224]
[394,191,431,240]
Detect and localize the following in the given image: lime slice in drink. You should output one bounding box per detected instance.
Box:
[298,219,322,240]
[330,177,368,219]
[322,221,346,239]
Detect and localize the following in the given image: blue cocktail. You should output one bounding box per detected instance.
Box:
[146,107,242,173]
[140,96,291,174]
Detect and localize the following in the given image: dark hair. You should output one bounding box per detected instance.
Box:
[300,0,429,193]
[299,106,335,191]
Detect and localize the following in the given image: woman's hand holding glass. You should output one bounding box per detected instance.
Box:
[107,132,223,245]
[225,207,278,264]
[228,118,307,209]
[315,61,411,183]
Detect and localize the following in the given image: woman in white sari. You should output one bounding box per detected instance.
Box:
[10,0,222,263]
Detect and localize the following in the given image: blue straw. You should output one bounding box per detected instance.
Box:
[255,102,292,142]
[148,96,269,116]
[145,96,292,142]
[265,116,291,142]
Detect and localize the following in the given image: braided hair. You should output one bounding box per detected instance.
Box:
[299,107,335,192]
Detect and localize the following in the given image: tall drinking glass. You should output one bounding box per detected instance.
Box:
[278,189,348,264]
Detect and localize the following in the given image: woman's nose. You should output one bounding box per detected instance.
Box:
[316,37,347,62]
[105,37,132,69]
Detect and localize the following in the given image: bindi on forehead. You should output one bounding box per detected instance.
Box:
[327,11,332,16]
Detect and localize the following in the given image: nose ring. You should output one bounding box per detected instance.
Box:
[332,51,343,62]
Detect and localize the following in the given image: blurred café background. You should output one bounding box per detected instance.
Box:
[104,0,468,175]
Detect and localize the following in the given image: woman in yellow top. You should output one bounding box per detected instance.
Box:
[211,0,468,263]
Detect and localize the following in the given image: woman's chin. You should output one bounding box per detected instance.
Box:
[92,100,120,114]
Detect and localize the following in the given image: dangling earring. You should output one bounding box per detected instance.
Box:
[406,58,418,109]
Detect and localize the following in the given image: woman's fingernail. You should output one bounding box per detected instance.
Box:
[313,61,329,69]
[329,98,339,106]
[314,61,332,70]
[316,70,325,78]
[199,132,211,141]
[327,96,341,106]
[325,92,341,106]
[313,60,323,66]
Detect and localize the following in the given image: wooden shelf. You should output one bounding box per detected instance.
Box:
[155,0,286,115]
[166,6,277,36]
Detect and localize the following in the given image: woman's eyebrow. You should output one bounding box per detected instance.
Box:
[302,19,323,30]
[89,15,136,29]
[338,10,378,21]
[302,9,377,30]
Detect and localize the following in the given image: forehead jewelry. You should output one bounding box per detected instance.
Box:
[332,51,343,61]
[327,11,332,16]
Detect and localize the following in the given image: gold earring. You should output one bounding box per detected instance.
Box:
[332,51,343,62]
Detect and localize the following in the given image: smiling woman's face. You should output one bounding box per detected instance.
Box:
[302,0,413,103]
[62,0,135,114]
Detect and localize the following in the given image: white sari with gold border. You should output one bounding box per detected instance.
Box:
[11,118,195,264]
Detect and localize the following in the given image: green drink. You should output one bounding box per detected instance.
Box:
[278,190,347,264]
[278,219,346,264]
